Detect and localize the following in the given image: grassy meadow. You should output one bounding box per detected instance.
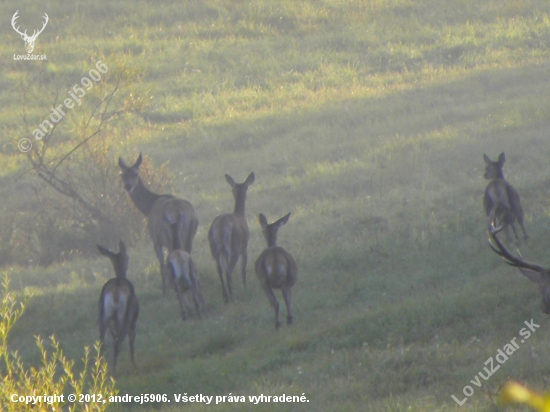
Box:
[2,0,550,410]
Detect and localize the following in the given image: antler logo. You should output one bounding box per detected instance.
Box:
[11,11,49,54]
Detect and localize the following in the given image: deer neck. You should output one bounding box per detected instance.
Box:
[491,169,505,180]
[128,178,163,216]
[233,196,247,216]
[110,260,127,279]
[266,234,278,248]
[115,270,127,280]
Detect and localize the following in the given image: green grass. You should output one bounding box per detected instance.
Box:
[2,0,550,410]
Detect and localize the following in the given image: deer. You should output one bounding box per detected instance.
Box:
[255,213,298,329]
[119,153,198,295]
[488,209,550,314]
[483,152,528,246]
[11,11,49,54]
[97,241,139,373]
[164,229,205,320]
[208,172,255,303]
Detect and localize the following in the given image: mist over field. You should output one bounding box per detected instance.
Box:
[2,0,550,410]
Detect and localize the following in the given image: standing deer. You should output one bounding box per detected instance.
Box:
[255,213,298,328]
[488,210,550,314]
[119,153,198,295]
[97,241,139,373]
[164,230,205,320]
[208,172,255,303]
[483,152,528,245]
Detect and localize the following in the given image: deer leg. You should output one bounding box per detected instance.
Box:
[111,325,120,373]
[509,223,521,246]
[263,285,281,329]
[517,214,529,241]
[195,279,206,316]
[128,300,139,367]
[177,292,190,320]
[225,254,239,302]
[172,275,191,320]
[191,288,202,318]
[112,341,119,373]
[190,277,203,317]
[241,251,248,287]
[215,256,229,303]
[128,326,136,366]
[282,287,293,325]
[114,316,131,373]
[154,242,167,295]
[99,321,106,357]
[108,333,116,373]
[198,290,206,313]
[186,219,198,253]
[503,225,513,244]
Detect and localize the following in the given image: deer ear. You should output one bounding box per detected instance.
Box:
[225,174,235,188]
[498,152,505,165]
[118,157,127,169]
[97,244,112,257]
[275,212,291,228]
[483,154,491,165]
[259,214,268,229]
[133,153,143,169]
[245,172,255,186]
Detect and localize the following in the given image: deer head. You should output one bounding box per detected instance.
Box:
[483,152,506,180]
[118,153,143,193]
[97,241,129,279]
[12,11,49,54]
[259,212,291,248]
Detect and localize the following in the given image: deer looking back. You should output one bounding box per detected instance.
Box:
[119,153,198,295]
[97,241,139,373]
[208,172,255,303]
[483,152,528,245]
[255,213,298,329]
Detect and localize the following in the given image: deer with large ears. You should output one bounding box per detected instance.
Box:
[208,172,255,303]
[164,228,206,320]
[255,213,298,329]
[483,152,528,245]
[97,241,139,373]
[119,153,198,295]
[488,209,550,313]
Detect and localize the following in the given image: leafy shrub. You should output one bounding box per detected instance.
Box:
[8,143,171,266]
[3,59,170,266]
[0,273,117,411]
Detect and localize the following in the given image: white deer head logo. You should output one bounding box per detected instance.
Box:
[11,11,49,54]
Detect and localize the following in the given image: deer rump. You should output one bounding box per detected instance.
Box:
[98,278,139,346]
[149,196,196,252]
[255,247,297,289]
[208,214,248,268]
[166,251,196,292]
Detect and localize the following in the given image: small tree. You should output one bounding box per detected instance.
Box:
[0,273,117,411]
[10,58,171,265]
